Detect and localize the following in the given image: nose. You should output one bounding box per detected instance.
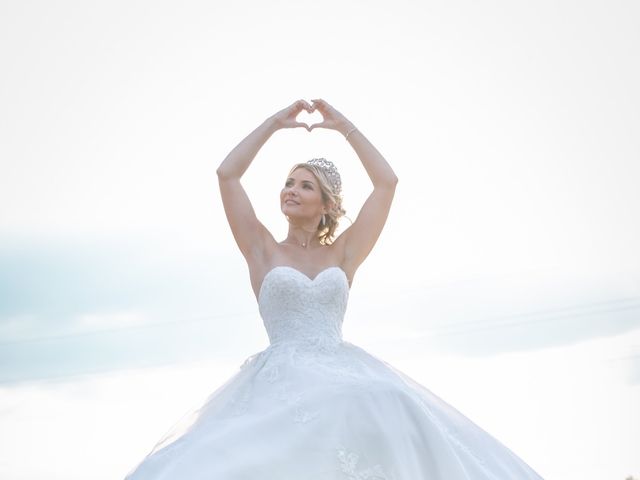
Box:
[283,186,301,204]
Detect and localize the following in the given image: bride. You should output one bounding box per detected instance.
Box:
[125,99,544,479]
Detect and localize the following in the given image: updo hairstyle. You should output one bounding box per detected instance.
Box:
[287,162,346,245]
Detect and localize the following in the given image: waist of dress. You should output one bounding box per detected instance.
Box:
[240,335,345,370]
[268,334,343,349]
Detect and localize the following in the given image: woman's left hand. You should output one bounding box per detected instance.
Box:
[309,99,354,135]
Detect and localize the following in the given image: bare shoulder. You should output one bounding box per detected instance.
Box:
[246,230,280,294]
[326,234,356,284]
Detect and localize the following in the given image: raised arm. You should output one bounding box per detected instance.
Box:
[217,100,312,265]
[309,99,398,272]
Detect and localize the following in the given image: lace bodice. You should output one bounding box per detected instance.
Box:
[258,266,349,346]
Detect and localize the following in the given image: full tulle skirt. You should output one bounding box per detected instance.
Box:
[125,340,543,479]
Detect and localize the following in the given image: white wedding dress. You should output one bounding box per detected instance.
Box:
[125,266,544,479]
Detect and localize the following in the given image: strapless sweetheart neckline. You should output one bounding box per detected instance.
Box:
[258,265,348,302]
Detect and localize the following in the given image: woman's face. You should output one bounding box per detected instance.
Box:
[280,168,325,221]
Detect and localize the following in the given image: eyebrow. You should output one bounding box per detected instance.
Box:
[286,178,316,186]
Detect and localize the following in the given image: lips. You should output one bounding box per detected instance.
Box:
[285,199,299,205]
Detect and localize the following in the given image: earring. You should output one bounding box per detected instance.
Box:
[321,214,326,227]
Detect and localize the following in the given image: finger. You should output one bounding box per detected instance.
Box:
[308,121,327,131]
[292,122,310,130]
[311,99,329,113]
[290,99,308,114]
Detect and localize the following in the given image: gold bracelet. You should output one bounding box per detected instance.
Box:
[345,126,358,139]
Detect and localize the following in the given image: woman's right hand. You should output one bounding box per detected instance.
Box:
[270,99,313,131]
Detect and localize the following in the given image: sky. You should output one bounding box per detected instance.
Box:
[0,0,639,479]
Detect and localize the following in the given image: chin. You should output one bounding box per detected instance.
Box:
[283,212,308,224]
[282,204,300,216]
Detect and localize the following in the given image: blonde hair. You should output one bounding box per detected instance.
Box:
[287,163,347,245]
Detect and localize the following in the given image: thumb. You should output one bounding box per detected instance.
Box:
[308,121,326,131]
[292,122,310,131]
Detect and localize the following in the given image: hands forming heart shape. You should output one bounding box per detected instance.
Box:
[273,98,354,134]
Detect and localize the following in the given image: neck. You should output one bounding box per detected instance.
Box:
[285,225,319,249]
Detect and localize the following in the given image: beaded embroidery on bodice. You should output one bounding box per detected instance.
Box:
[258,266,349,346]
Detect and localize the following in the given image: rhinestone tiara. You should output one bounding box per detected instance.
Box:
[306,157,342,195]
